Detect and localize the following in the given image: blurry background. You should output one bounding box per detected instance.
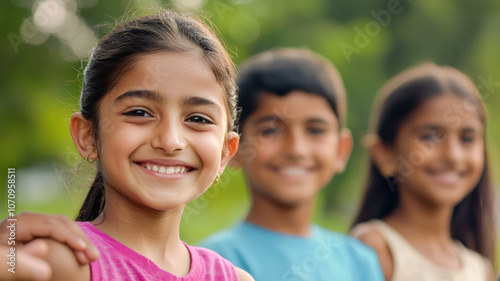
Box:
[1,0,499,269]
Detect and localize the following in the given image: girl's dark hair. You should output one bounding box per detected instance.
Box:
[75,10,237,222]
[351,63,496,262]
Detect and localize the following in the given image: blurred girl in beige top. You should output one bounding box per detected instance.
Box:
[350,63,495,281]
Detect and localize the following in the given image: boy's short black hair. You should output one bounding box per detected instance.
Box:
[237,48,346,129]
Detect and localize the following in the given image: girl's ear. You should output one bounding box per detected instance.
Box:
[219,131,240,174]
[368,135,397,177]
[228,146,243,169]
[334,128,353,173]
[70,112,98,161]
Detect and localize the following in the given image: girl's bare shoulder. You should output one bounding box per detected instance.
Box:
[235,267,255,281]
[351,222,387,249]
[351,222,394,281]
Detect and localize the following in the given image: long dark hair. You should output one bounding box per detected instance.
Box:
[75,10,237,222]
[351,63,496,262]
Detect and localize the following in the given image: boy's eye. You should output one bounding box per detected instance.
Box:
[260,127,280,136]
[124,109,151,117]
[308,127,325,135]
[187,115,212,124]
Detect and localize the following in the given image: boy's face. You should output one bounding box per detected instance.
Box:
[233,91,352,207]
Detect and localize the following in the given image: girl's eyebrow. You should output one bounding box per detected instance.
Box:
[114,91,222,114]
[462,126,483,134]
[414,124,442,131]
[182,96,223,115]
[114,90,165,104]
[415,123,483,134]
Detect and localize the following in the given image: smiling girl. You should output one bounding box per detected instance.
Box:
[351,63,496,281]
[41,10,253,281]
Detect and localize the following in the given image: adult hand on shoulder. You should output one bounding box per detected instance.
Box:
[0,212,99,267]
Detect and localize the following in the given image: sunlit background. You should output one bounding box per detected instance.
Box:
[2,0,499,270]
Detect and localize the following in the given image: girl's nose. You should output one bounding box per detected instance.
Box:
[442,137,464,164]
[151,121,187,154]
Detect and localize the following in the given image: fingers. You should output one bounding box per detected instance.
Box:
[1,242,51,281]
[16,249,52,281]
[22,239,48,258]
[0,212,99,265]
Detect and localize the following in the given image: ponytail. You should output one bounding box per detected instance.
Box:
[75,171,105,222]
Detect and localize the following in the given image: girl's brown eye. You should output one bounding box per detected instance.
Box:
[187,116,213,124]
[461,134,475,143]
[124,110,151,117]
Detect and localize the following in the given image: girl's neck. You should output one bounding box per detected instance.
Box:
[93,190,190,276]
[245,193,315,237]
[385,191,454,242]
[383,191,464,270]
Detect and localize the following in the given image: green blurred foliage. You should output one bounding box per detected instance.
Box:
[2,0,499,269]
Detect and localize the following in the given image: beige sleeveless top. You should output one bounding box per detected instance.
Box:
[368,219,486,281]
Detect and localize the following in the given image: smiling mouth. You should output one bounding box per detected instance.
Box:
[272,166,314,177]
[138,163,195,175]
[427,170,465,185]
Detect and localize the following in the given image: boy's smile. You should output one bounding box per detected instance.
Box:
[271,165,315,180]
[235,91,351,207]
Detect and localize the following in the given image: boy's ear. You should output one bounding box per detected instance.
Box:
[70,112,98,161]
[368,135,397,177]
[219,131,240,174]
[334,128,353,173]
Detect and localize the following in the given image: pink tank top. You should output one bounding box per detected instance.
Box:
[78,222,238,281]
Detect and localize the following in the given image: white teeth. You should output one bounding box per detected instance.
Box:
[281,167,306,176]
[431,171,461,185]
[142,164,190,175]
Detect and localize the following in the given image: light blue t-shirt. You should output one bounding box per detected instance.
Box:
[199,221,384,281]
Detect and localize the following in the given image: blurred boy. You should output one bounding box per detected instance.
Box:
[199,48,383,281]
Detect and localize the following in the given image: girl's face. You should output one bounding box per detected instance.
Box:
[85,52,237,211]
[390,93,484,206]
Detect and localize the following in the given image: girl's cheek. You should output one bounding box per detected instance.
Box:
[200,134,225,157]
